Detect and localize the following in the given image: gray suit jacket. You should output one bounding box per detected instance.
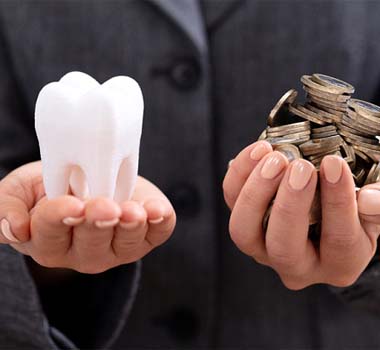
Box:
[1,0,380,348]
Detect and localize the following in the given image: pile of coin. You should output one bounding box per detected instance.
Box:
[259,73,380,234]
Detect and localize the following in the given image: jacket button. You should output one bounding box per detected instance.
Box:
[170,58,201,90]
[166,183,201,217]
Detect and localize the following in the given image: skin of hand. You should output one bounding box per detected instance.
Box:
[0,161,176,274]
[223,140,380,290]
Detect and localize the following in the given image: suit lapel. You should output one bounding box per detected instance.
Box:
[201,0,246,32]
[147,0,207,55]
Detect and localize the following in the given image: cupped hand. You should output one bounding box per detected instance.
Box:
[223,141,379,290]
[0,161,176,273]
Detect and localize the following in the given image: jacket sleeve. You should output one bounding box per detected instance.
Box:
[0,25,141,349]
[0,244,141,349]
[328,248,380,313]
[27,257,141,349]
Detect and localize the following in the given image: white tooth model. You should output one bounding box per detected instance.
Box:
[35,71,144,203]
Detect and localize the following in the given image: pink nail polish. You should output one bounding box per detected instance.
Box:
[95,218,119,228]
[149,217,164,224]
[323,156,343,184]
[288,160,314,191]
[1,219,20,243]
[250,143,269,161]
[62,216,85,226]
[119,221,140,230]
[260,152,287,179]
[358,189,380,215]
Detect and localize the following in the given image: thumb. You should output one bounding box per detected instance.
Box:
[358,183,380,225]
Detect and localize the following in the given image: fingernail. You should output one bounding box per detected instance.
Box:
[260,152,287,179]
[119,221,140,230]
[1,219,20,243]
[62,216,85,226]
[288,160,314,191]
[250,142,269,161]
[95,218,119,228]
[323,156,343,184]
[228,159,234,168]
[149,217,164,224]
[358,189,380,215]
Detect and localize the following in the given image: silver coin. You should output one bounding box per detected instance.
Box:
[274,144,302,162]
[267,89,298,127]
[312,125,337,134]
[303,86,350,103]
[289,104,327,125]
[348,99,380,118]
[311,73,355,94]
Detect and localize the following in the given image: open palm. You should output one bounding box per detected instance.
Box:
[0,161,176,273]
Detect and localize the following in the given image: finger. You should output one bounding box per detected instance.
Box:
[0,161,45,243]
[0,195,30,243]
[223,141,272,209]
[129,176,176,247]
[229,151,288,263]
[29,195,85,260]
[71,197,121,267]
[360,220,380,247]
[320,156,373,283]
[144,198,176,247]
[356,185,380,251]
[132,176,171,204]
[112,201,148,258]
[358,185,380,224]
[0,161,46,205]
[266,159,319,287]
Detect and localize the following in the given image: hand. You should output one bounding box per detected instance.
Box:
[223,141,379,290]
[0,161,176,273]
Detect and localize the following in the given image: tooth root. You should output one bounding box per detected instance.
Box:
[114,154,139,203]
[42,162,71,198]
[69,165,89,199]
[84,161,120,199]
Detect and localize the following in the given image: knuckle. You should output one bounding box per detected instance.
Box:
[267,245,301,271]
[239,185,258,206]
[272,200,302,221]
[33,255,60,269]
[323,193,353,212]
[79,236,109,251]
[116,237,143,250]
[328,274,358,288]
[146,223,175,247]
[146,231,171,248]
[159,227,174,242]
[267,245,310,278]
[229,224,252,256]
[114,235,144,256]
[75,264,109,274]
[228,222,239,242]
[323,231,359,251]
[223,190,235,210]
[280,277,309,291]
[228,160,243,180]
[251,254,269,266]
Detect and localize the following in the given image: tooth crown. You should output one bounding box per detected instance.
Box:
[35,71,144,202]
